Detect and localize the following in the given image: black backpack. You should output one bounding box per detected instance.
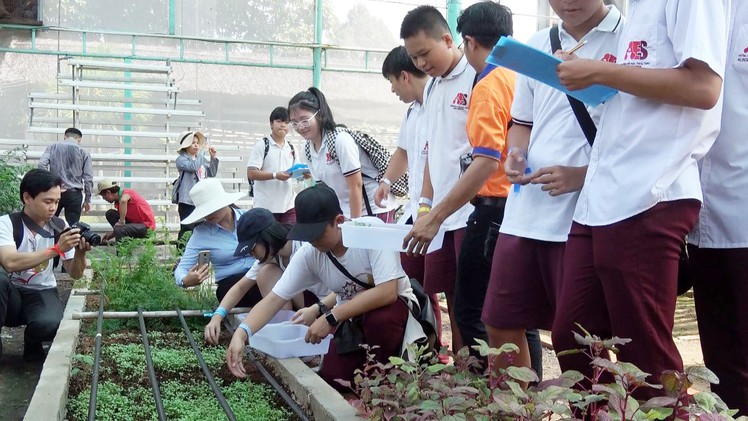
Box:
[248,137,296,197]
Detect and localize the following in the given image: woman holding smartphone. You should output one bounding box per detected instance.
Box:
[173,179,261,307]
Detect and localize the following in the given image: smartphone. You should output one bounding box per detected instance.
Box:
[197,250,211,266]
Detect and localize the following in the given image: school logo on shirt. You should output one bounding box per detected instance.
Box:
[451,92,469,110]
[739,46,748,63]
[624,41,648,61]
[325,152,335,165]
[601,53,617,63]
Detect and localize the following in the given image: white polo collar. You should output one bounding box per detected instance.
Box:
[440,54,469,81]
[560,5,623,38]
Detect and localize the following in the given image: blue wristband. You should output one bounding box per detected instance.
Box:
[238,323,253,341]
[216,307,228,319]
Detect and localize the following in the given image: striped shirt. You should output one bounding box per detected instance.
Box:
[38,139,93,203]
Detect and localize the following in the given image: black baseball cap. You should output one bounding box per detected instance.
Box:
[287,184,343,242]
[233,208,276,256]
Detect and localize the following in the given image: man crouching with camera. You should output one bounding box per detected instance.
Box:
[0,169,92,362]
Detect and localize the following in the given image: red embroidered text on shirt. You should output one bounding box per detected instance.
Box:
[601,53,617,63]
[452,93,468,106]
[625,41,649,60]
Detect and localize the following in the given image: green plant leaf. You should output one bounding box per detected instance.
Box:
[507,381,528,400]
[427,363,448,373]
[506,366,540,383]
[388,356,407,366]
[687,366,720,385]
[659,370,689,397]
[419,400,442,411]
[695,391,718,413]
[641,396,678,410]
[643,407,674,420]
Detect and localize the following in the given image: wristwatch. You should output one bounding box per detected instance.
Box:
[316,301,329,316]
[380,177,392,187]
[325,311,339,327]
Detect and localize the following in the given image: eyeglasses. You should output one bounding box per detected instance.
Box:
[290,111,319,130]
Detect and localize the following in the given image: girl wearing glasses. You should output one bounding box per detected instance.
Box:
[288,88,396,220]
[204,208,332,344]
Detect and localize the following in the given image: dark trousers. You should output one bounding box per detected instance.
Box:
[321,298,409,391]
[552,200,700,399]
[105,209,148,240]
[55,188,83,225]
[691,245,748,415]
[215,273,263,308]
[456,204,542,377]
[177,203,197,247]
[0,271,63,352]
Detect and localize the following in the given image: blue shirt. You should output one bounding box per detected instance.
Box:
[174,208,255,286]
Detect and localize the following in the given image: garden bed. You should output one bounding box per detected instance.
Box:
[67,322,298,421]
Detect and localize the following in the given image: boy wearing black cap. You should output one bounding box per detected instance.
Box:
[226,184,416,390]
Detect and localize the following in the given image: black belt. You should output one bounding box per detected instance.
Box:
[470,196,507,208]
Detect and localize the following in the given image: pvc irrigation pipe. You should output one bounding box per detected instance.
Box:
[87,293,105,421]
[72,307,252,320]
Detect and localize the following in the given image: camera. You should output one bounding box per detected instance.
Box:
[64,222,102,246]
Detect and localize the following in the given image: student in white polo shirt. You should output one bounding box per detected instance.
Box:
[483,0,622,384]
[689,3,748,413]
[375,45,448,357]
[400,5,476,353]
[553,0,729,397]
[247,107,298,223]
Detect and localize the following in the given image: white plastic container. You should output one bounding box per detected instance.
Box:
[250,323,332,359]
[341,217,445,254]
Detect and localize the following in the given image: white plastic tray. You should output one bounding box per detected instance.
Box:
[250,323,332,359]
[341,217,444,254]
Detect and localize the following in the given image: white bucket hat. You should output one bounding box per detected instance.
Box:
[180,178,245,225]
[177,130,206,151]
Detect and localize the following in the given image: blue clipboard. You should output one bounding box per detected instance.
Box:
[487,36,618,106]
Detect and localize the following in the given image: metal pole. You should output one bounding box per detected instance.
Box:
[73,307,253,320]
[313,0,323,88]
[87,292,105,421]
[168,0,176,35]
[537,0,552,30]
[446,0,462,43]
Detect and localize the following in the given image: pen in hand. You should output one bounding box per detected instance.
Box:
[566,39,588,55]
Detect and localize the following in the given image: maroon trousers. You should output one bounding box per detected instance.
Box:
[691,245,748,415]
[320,298,409,391]
[552,200,700,398]
[401,252,444,349]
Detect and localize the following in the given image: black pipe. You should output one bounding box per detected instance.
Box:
[220,320,311,421]
[175,307,237,421]
[245,349,312,421]
[138,306,167,421]
[87,291,105,421]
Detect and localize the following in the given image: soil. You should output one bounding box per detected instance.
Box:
[0,274,73,421]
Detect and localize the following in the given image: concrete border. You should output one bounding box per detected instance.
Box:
[260,355,364,421]
[23,283,88,421]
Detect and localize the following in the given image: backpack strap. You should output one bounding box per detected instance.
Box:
[10,211,65,249]
[550,25,597,147]
[326,251,373,290]
[262,137,270,159]
[10,212,23,249]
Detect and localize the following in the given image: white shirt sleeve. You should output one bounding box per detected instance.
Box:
[245,260,261,280]
[511,74,535,125]
[396,111,410,150]
[667,0,729,78]
[369,248,407,286]
[0,216,14,247]
[335,132,362,176]
[246,139,266,170]
[271,244,323,300]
